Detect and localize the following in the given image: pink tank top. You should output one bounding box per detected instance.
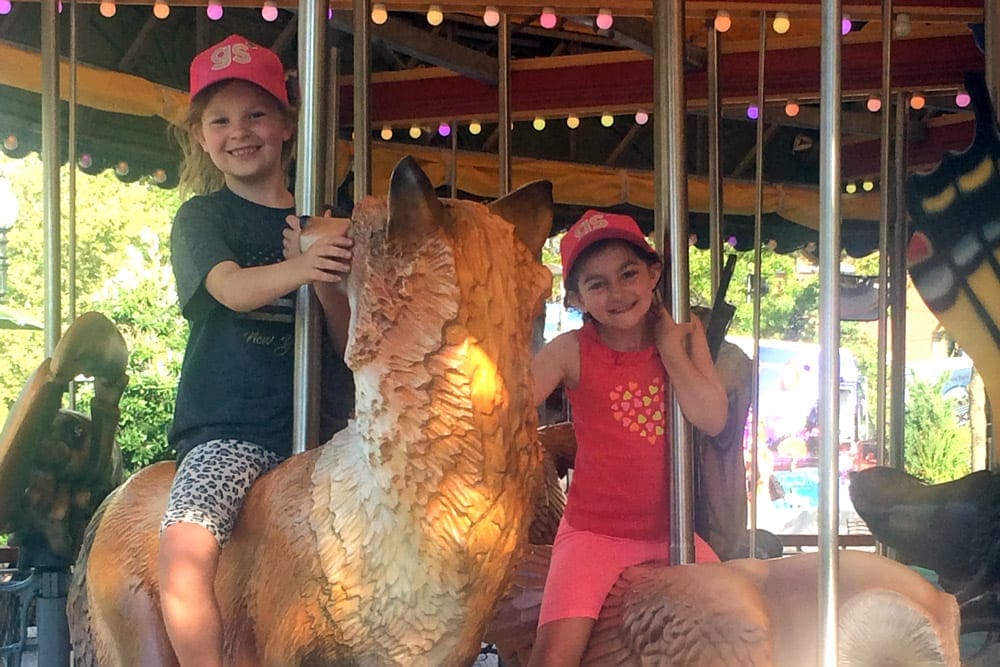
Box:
[564,321,671,540]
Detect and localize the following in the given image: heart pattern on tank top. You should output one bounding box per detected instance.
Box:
[609,377,666,444]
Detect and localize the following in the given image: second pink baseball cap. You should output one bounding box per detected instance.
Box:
[189,34,289,105]
[560,210,657,278]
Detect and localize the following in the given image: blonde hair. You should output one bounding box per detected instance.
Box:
[172,80,298,197]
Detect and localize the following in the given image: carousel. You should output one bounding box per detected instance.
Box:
[0,1,998,665]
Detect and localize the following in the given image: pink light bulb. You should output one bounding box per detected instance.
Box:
[483,6,500,27]
[207,1,223,20]
[955,91,971,108]
[0,0,12,14]
[261,0,278,22]
[539,7,557,29]
[438,122,451,137]
[595,8,613,30]
[841,16,852,35]
[747,104,759,120]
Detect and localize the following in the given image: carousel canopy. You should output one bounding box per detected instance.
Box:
[0,0,988,252]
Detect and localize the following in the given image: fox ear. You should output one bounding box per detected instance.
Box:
[488,181,554,256]
[387,156,444,245]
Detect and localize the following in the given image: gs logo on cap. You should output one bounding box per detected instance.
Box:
[575,213,609,238]
[210,42,252,71]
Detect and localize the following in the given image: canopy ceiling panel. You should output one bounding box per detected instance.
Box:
[0,0,987,253]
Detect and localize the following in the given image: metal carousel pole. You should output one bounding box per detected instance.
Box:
[292,0,328,454]
[817,0,844,662]
[654,0,694,565]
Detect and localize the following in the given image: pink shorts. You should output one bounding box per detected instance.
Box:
[537,517,720,627]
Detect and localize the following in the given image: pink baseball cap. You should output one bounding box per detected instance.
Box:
[189,34,289,105]
[560,210,657,278]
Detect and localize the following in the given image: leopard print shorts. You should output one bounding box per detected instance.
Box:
[160,439,283,545]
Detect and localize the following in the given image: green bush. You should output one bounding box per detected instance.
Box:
[904,375,971,484]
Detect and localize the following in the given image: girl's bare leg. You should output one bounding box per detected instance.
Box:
[528,617,596,667]
[158,522,224,667]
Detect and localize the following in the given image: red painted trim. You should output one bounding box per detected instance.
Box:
[342,35,983,125]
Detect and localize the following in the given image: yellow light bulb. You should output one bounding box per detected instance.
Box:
[468,121,482,135]
[426,4,443,26]
[566,115,580,129]
[409,125,421,139]
[532,117,546,131]
[371,2,388,24]
[772,12,790,35]
[153,0,169,19]
[600,113,614,127]
[380,126,393,141]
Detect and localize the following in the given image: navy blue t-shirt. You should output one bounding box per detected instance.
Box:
[169,187,353,462]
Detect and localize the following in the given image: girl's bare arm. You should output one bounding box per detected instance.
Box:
[654,309,728,436]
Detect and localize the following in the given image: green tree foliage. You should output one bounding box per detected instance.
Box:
[903,375,972,484]
[0,154,184,474]
[689,246,819,340]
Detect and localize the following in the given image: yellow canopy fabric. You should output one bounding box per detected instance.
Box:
[0,42,188,125]
[341,141,882,228]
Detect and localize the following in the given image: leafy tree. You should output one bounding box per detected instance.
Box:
[689,246,819,340]
[904,375,971,483]
[0,154,183,474]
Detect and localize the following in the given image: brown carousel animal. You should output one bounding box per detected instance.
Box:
[2,157,555,665]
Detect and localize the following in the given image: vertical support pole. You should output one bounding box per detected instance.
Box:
[68,0,79,409]
[749,10,767,561]
[497,15,512,197]
[985,0,998,468]
[706,21,724,296]
[874,0,895,558]
[325,47,341,205]
[292,0,327,454]
[888,92,908,471]
[875,0,893,473]
[353,0,372,199]
[655,0,693,566]
[36,570,70,667]
[41,0,61,356]
[449,122,458,198]
[818,0,843,663]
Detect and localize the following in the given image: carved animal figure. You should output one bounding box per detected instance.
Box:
[0,311,127,565]
[65,157,555,665]
[489,533,961,666]
[905,70,1000,437]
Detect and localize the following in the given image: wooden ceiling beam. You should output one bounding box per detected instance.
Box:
[331,10,498,84]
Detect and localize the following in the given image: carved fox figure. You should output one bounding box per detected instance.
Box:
[67,157,554,666]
